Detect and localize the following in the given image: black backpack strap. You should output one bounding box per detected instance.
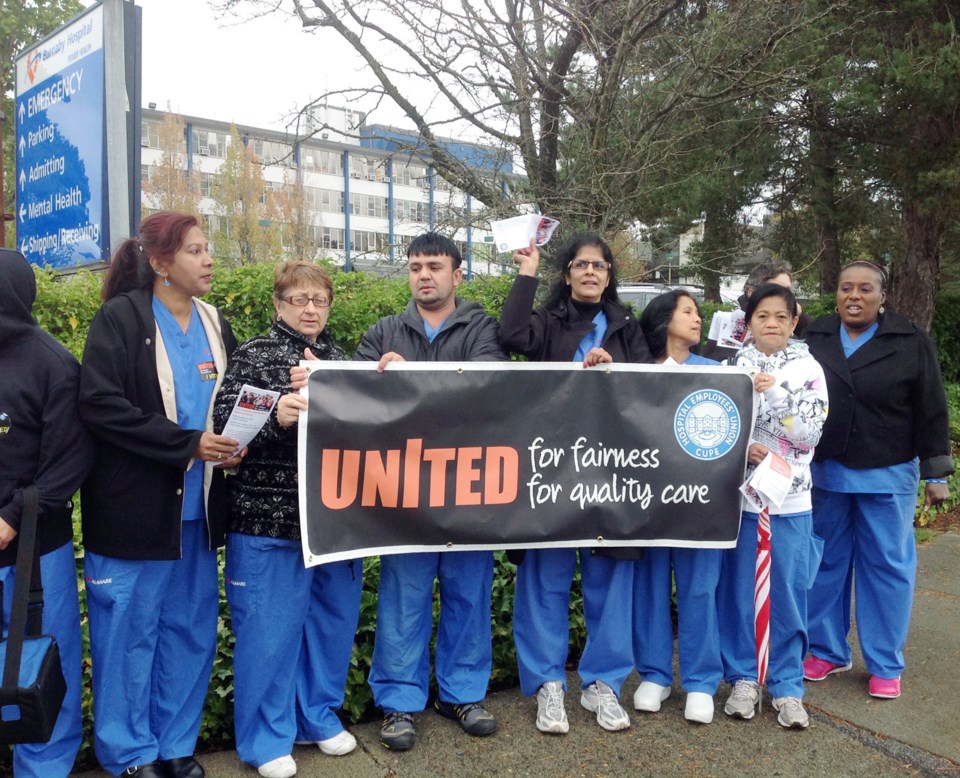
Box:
[2,485,42,692]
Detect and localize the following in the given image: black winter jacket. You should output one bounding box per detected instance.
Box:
[80,287,236,560]
[0,249,93,566]
[354,298,507,363]
[498,275,651,363]
[214,320,345,539]
[497,275,652,561]
[806,312,953,479]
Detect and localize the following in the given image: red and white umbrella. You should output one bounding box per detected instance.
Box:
[741,451,792,711]
[754,505,772,693]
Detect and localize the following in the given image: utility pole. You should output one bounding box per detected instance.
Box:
[0,109,13,247]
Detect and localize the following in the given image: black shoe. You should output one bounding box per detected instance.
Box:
[434,698,498,736]
[122,765,166,778]
[380,711,416,751]
[163,757,205,778]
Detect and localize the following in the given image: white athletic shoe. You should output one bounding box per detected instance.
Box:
[316,730,357,755]
[684,692,715,724]
[633,681,671,712]
[581,681,631,731]
[258,755,297,778]
[536,681,569,734]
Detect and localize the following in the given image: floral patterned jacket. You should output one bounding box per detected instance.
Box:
[733,341,829,515]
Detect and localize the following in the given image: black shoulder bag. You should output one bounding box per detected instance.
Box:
[0,485,67,743]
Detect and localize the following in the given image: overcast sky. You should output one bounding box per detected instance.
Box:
[82,0,400,133]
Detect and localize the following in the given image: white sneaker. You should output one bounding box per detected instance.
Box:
[772,696,809,729]
[536,681,569,734]
[684,692,714,724]
[316,730,357,755]
[258,755,297,778]
[724,679,760,720]
[633,681,671,712]
[580,681,630,731]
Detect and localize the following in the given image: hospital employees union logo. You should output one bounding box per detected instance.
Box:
[673,389,741,461]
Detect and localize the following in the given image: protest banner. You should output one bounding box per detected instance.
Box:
[298,362,755,566]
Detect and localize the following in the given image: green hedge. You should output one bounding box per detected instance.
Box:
[24,265,959,770]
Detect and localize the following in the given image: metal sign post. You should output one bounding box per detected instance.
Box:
[14,0,140,270]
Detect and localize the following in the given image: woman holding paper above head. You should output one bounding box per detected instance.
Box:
[715,283,828,730]
[632,290,724,724]
[499,233,652,735]
[213,261,361,778]
[79,211,241,778]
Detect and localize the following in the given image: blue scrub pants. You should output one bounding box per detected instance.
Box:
[0,541,81,778]
[717,511,814,699]
[296,556,363,742]
[633,547,723,694]
[808,488,917,679]
[369,551,493,712]
[513,548,634,697]
[226,534,362,767]
[85,521,218,776]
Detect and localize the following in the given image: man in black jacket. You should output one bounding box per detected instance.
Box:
[0,249,93,776]
[356,233,507,752]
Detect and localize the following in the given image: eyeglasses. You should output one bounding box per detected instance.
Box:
[568,259,612,272]
[279,295,331,308]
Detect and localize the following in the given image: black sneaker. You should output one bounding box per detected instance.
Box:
[434,698,498,736]
[380,711,416,751]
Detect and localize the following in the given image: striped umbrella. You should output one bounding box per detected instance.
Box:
[754,504,772,693]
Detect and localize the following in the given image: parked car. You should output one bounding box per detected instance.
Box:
[617,283,705,311]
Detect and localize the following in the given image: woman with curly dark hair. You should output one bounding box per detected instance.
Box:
[499,233,651,735]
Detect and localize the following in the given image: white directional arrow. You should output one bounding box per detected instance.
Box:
[19,136,26,157]
[19,203,27,224]
[18,102,25,122]
[19,169,26,191]
[20,239,28,254]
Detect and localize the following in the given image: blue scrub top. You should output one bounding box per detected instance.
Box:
[153,298,216,521]
[681,352,719,367]
[424,316,449,343]
[574,310,609,362]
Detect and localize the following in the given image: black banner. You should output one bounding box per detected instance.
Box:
[298,363,755,565]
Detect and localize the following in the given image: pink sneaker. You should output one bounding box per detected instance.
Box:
[802,656,852,681]
[869,676,901,699]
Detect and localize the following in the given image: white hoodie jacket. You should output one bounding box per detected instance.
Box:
[734,341,829,515]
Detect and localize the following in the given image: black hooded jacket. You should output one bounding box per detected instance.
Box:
[0,249,93,566]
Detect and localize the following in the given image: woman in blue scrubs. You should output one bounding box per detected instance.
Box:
[80,212,240,778]
[633,290,723,724]
[499,235,651,735]
[717,283,828,729]
[803,261,952,700]
[214,261,362,778]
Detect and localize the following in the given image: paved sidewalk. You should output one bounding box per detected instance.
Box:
[83,532,960,777]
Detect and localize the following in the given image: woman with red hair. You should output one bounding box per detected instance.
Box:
[80,212,241,778]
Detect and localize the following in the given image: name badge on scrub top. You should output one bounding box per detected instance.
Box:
[197,361,218,382]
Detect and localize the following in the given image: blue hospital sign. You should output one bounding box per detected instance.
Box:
[15,5,106,269]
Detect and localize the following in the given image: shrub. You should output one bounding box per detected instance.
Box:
[32,269,103,360]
